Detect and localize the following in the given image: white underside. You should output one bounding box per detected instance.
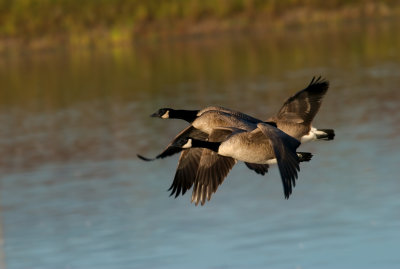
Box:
[218,144,278,165]
[255,153,307,165]
[300,126,325,143]
[266,158,277,165]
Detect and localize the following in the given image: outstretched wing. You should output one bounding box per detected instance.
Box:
[257,123,301,199]
[191,128,237,206]
[274,76,329,125]
[168,148,203,197]
[191,151,236,206]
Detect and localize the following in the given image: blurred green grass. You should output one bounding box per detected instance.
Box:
[0,0,399,49]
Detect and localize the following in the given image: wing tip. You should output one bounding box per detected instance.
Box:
[137,154,155,161]
[308,75,330,89]
[284,188,292,199]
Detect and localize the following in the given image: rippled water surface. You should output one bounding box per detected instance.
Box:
[1,20,400,269]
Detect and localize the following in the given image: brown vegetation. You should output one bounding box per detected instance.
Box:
[0,0,399,50]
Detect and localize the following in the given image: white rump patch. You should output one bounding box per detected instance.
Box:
[313,129,326,135]
[300,126,317,143]
[300,132,315,143]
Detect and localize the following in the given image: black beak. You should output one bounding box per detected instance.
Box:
[150,112,159,117]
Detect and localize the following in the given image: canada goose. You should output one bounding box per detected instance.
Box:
[139,106,270,169]
[139,109,274,204]
[138,77,332,204]
[170,123,311,205]
[139,106,274,201]
[140,109,312,205]
[142,77,333,164]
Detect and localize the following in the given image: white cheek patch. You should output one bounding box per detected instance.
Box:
[161,110,170,119]
[182,139,192,148]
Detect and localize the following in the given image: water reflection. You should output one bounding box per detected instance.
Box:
[1,19,400,268]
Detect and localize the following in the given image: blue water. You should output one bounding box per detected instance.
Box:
[1,21,400,269]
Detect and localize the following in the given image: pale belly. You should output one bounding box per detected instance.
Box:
[218,138,275,164]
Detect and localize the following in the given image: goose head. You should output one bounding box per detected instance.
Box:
[151,108,172,119]
[172,137,193,149]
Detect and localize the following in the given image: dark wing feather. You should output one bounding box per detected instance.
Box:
[191,128,236,206]
[138,125,208,161]
[168,148,203,197]
[191,150,236,206]
[275,76,329,125]
[257,123,301,199]
[153,147,183,160]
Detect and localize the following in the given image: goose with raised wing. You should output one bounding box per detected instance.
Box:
[170,122,312,205]
[138,106,275,205]
[267,76,334,142]
[148,76,334,146]
[139,77,333,205]
[140,108,311,205]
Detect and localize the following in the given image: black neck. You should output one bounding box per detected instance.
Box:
[191,139,220,153]
[170,109,199,123]
[263,121,277,127]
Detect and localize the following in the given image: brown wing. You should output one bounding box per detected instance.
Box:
[191,150,236,206]
[168,148,203,197]
[274,76,329,125]
[191,128,237,206]
[198,106,262,124]
[257,123,301,199]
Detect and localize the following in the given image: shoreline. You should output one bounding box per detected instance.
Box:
[1,1,400,52]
